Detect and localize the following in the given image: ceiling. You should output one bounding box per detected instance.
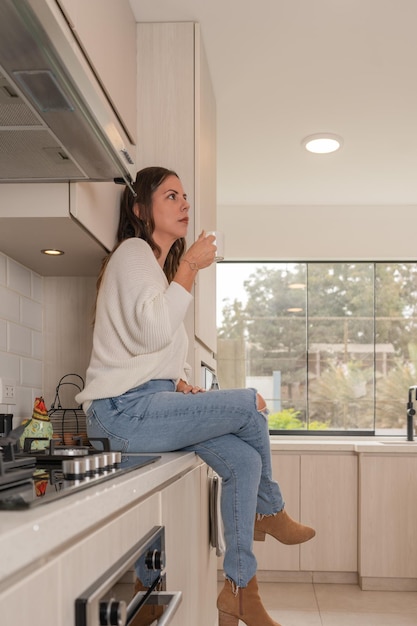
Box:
[130,0,417,207]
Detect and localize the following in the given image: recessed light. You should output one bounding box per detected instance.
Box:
[302,133,343,154]
[41,249,65,256]
[287,307,303,313]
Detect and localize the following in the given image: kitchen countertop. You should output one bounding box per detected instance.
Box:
[269,436,417,453]
[0,451,200,587]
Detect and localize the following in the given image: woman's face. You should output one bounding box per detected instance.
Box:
[151,175,190,248]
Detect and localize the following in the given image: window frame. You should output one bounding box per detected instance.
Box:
[216,260,416,438]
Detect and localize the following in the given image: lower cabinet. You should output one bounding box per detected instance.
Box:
[253,451,358,579]
[253,453,301,572]
[300,453,358,574]
[161,464,217,626]
[359,453,417,589]
[0,561,61,624]
[250,448,417,590]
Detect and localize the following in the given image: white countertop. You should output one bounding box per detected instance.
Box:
[269,436,417,453]
[0,451,199,586]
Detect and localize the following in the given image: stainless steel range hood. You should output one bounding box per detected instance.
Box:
[0,0,136,186]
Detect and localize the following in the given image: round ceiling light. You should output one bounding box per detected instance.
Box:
[41,249,65,256]
[302,133,343,154]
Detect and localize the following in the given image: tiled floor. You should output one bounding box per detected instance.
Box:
[218,582,417,625]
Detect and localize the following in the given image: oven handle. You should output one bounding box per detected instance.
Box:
[128,591,182,626]
[156,591,182,625]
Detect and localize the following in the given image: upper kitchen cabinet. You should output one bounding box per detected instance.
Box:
[69,181,120,252]
[0,183,107,276]
[194,27,217,358]
[136,22,217,365]
[55,0,137,144]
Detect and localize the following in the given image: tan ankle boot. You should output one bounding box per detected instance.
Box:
[254,509,316,544]
[217,575,281,626]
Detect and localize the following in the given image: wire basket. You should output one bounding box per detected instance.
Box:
[48,374,88,445]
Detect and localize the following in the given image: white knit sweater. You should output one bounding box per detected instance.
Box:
[76,238,193,408]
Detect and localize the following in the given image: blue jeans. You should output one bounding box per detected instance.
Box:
[86,380,284,587]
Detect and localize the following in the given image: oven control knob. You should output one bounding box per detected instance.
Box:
[62,458,87,479]
[103,451,122,470]
[145,548,165,571]
[99,598,127,625]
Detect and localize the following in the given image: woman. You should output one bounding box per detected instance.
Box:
[76,166,315,626]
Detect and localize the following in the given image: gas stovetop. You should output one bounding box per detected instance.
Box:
[0,438,160,510]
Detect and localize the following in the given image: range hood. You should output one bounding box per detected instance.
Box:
[0,0,136,186]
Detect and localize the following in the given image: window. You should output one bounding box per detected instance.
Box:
[216,262,417,435]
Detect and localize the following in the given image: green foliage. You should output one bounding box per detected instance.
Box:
[268,408,330,431]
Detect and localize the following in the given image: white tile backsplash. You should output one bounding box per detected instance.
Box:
[0,319,6,351]
[20,296,43,331]
[8,322,31,356]
[32,273,43,302]
[0,253,44,418]
[32,330,43,360]
[0,351,20,381]
[13,387,40,424]
[0,285,19,322]
[7,258,31,296]
[21,357,42,388]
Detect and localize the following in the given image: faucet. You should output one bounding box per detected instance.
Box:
[406,386,417,441]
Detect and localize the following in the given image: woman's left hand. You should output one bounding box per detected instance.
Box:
[176,379,205,394]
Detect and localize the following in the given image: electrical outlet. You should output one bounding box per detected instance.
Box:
[0,378,17,405]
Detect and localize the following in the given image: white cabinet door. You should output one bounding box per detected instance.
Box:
[253,452,358,576]
[253,453,301,572]
[300,453,358,573]
[0,562,60,626]
[161,464,217,626]
[359,454,417,583]
[136,22,218,365]
[193,25,217,356]
[55,0,137,142]
[69,181,120,252]
[0,182,108,275]
[136,22,195,185]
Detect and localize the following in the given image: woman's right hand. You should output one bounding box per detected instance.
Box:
[173,231,216,292]
[182,231,216,270]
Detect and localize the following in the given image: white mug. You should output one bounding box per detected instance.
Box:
[206,230,224,262]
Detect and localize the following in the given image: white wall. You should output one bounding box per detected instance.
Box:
[0,252,43,424]
[218,204,417,260]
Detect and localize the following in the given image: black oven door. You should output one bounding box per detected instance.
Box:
[75,526,181,626]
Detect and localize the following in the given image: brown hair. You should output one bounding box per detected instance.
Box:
[96,166,186,298]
